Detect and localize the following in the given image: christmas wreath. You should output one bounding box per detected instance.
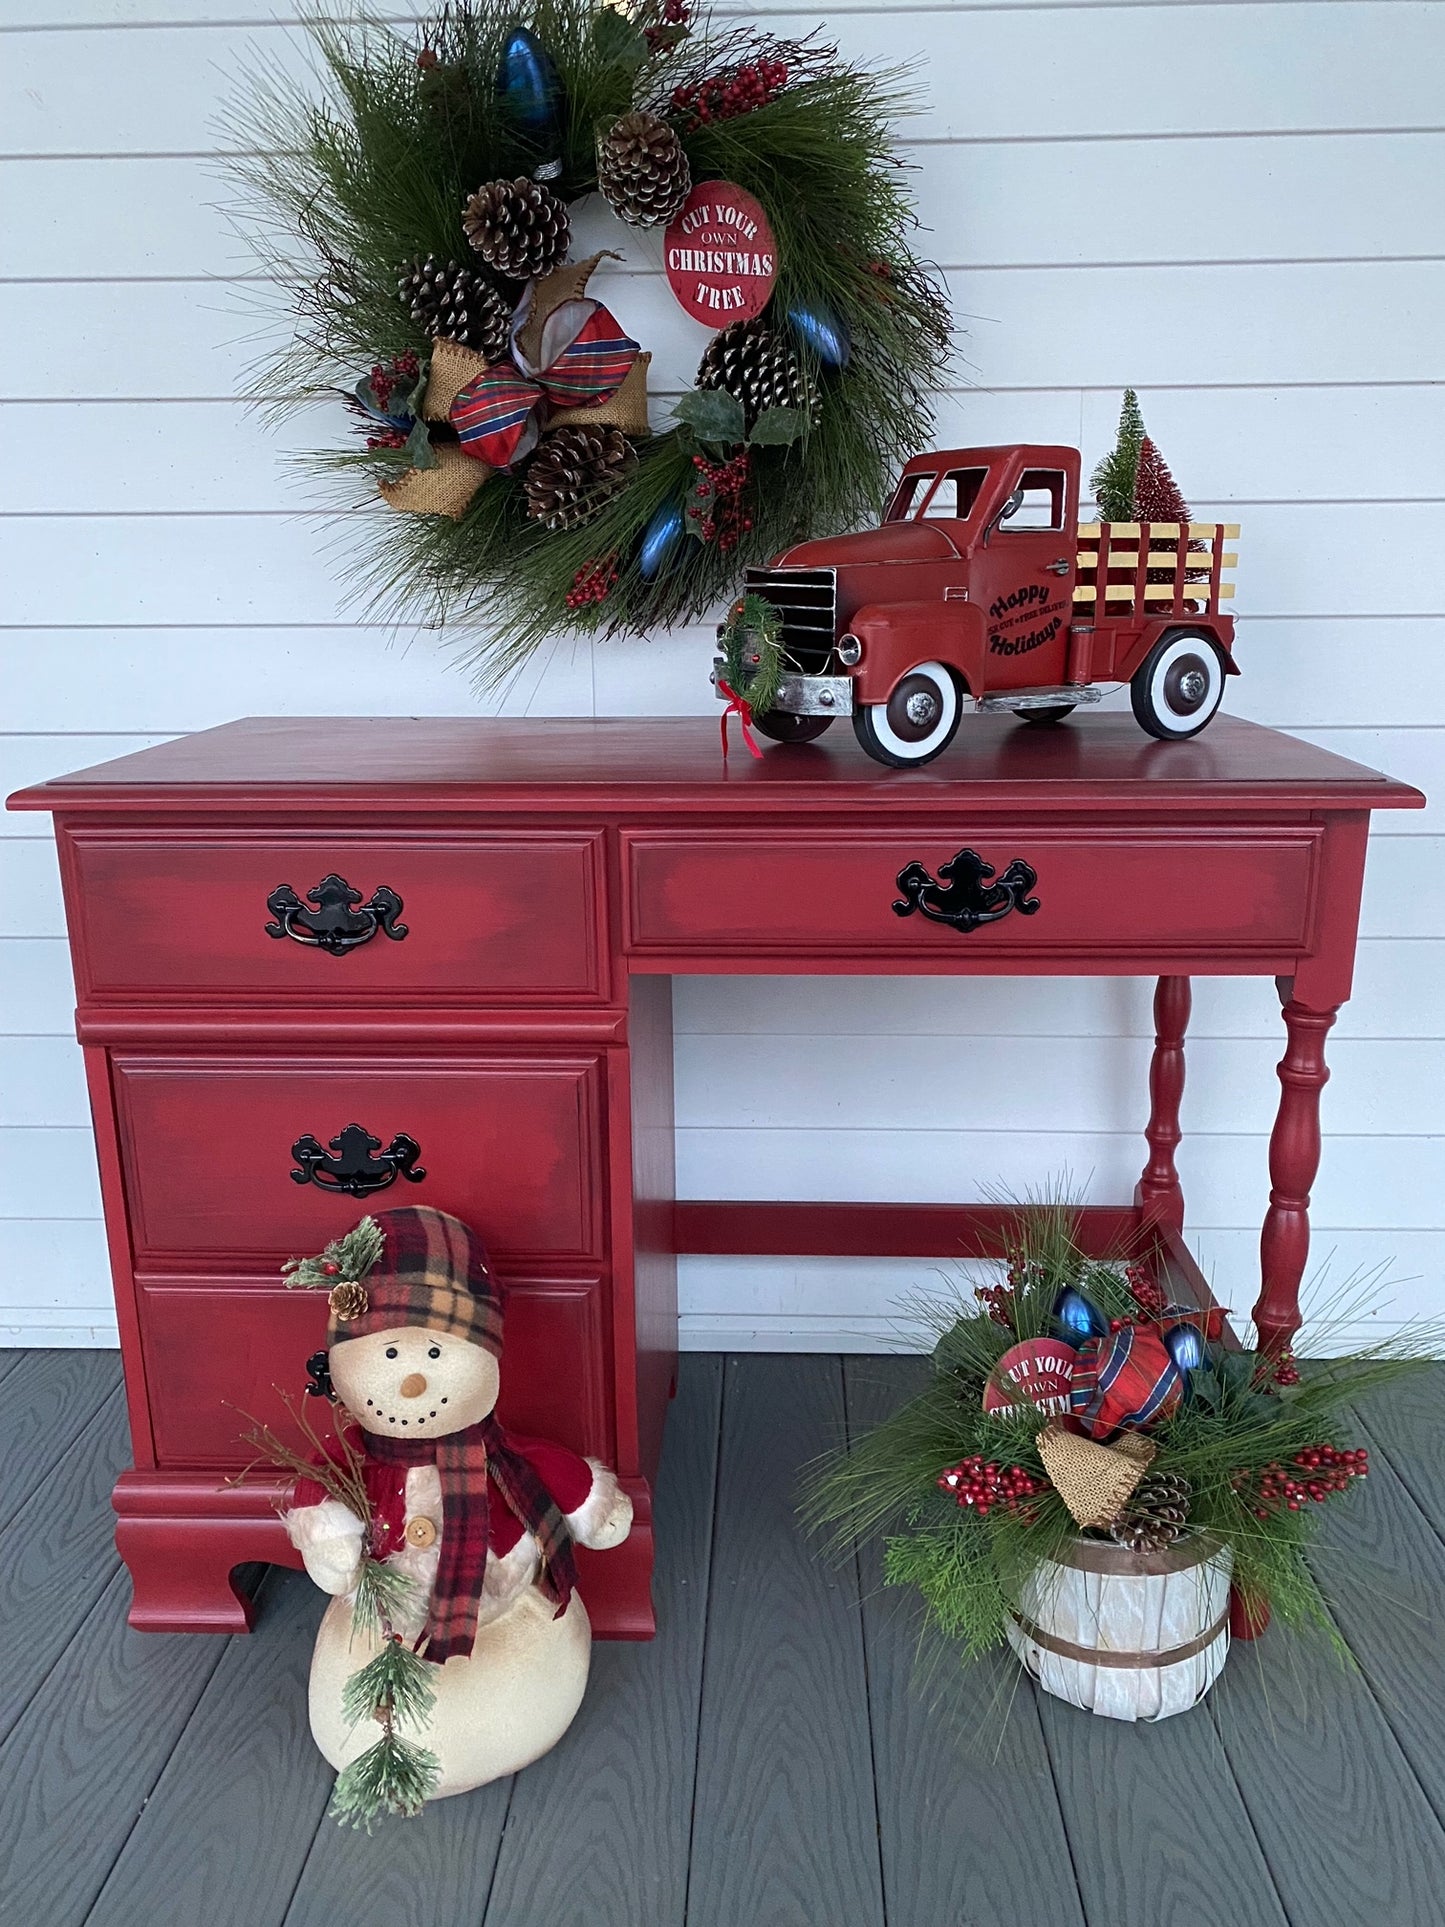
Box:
[804,1205,1426,1697]
[227,1,952,684]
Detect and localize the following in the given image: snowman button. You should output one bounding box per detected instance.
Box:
[404,1516,438,1549]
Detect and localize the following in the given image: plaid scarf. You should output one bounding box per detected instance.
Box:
[367,1413,580,1663]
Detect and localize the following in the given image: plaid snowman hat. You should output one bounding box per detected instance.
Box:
[283,1206,503,1356]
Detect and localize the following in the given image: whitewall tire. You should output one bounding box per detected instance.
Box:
[1130,631,1226,741]
[852,661,962,767]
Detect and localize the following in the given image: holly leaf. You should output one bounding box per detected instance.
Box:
[591,7,649,73]
[401,419,437,470]
[673,388,746,449]
[747,405,806,447]
[403,360,430,419]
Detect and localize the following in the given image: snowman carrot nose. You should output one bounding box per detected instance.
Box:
[399,1372,428,1399]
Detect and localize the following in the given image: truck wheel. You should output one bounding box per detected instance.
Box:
[1130,630,1226,741]
[751,710,834,745]
[1019,704,1075,726]
[852,663,961,768]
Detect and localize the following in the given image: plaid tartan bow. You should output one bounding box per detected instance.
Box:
[1070,1321,1184,1440]
[451,295,640,470]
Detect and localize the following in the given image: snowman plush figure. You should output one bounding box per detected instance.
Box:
[282,1205,632,1805]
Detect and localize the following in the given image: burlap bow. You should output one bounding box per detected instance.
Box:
[379,255,650,522]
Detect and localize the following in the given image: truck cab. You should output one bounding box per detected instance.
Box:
[723,442,1239,766]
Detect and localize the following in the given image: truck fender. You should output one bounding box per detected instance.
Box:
[847,600,986,705]
[1118,617,1239,684]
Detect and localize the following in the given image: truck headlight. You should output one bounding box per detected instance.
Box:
[837,633,863,666]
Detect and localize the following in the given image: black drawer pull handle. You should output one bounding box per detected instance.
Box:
[265,874,407,954]
[892,849,1040,932]
[290,1122,426,1197]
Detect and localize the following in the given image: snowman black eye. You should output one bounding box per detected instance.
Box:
[427,1346,441,1360]
[385,1346,398,1359]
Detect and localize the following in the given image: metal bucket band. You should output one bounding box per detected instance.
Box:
[1056,1531,1223,1578]
[1010,1607,1229,1670]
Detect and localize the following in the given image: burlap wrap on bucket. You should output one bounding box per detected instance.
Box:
[1036,1418,1156,1529]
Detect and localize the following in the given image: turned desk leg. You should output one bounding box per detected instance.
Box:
[1255,988,1339,1356]
[1138,975,1190,1232]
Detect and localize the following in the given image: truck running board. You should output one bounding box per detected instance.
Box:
[975,686,1104,714]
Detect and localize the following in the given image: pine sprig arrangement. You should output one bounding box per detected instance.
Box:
[330,1724,442,1831]
[281,1216,384,1294]
[236,1387,440,1829]
[803,1202,1430,1667]
[220,0,954,687]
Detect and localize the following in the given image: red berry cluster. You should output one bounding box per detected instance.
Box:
[367,351,420,415]
[565,552,619,611]
[672,56,788,128]
[1125,1261,1168,1317]
[1269,1348,1302,1387]
[938,1456,1046,1517]
[1231,1443,1367,1518]
[688,451,752,551]
[645,0,691,48]
[975,1283,1015,1329]
[365,426,409,451]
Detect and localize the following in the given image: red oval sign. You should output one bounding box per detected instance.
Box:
[664,181,778,325]
[983,1338,1076,1419]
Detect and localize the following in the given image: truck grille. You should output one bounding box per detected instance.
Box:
[744,567,837,672]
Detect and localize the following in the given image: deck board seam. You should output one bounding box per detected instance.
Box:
[472,1772,519,1927]
[839,1360,891,1927]
[679,1353,728,1927]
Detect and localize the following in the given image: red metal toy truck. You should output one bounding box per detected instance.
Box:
[715,443,1240,766]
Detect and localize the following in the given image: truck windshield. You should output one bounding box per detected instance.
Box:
[889,466,989,523]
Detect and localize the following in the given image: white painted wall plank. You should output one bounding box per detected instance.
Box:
[3,500,1439,626]
[4,9,1441,154]
[8,385,1445,517]
[11,261,1445,399]
[12,132,1445,280]
[3,618,1442,734]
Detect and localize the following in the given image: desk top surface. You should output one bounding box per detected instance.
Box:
[9,713,1425,818]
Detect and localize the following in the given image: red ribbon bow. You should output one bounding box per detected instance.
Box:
[449,295,640,470]
[717,678,762,763]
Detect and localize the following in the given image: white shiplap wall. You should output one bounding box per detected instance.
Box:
[2,1,1442,1350]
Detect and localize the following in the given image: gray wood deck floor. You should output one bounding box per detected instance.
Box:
[2,1348,1444,1927]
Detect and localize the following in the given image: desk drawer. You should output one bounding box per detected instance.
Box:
[63,829,608,1003]
[137,1275,613,1468]
[113,1052,605,1268]
[624,828,1321,960]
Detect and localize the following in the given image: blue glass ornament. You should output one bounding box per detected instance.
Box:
[1053,1286,1108,1342]
[788,303,851,369]
[638,501,685,581]
[1162,1322,1206,1374]
[495,27,563,177]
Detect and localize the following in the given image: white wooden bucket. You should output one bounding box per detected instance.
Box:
[1006,1533,1232,1722]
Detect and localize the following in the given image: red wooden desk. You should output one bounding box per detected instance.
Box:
[9,714,1423,1637]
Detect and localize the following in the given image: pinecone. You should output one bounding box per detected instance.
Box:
[597,110,692,227]
[462,178,570,281]
[696,318,818,434]
[523,425,637,532]
[398,258,513,360]
[1109,1471,1192,1553]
